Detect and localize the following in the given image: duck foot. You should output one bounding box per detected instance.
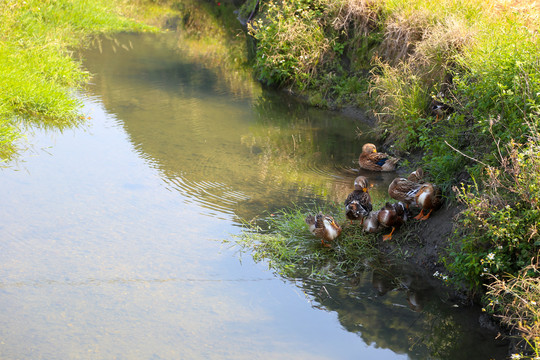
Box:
[382,227,395,241]
[321,240,332,248]
[414,209,433,221]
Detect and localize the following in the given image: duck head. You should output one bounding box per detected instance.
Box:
[353,175,370,192]
[361,143,377,154]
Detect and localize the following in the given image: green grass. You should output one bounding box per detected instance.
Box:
[230,203,379,280]
[0,0,155,161]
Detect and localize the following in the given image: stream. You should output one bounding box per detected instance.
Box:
[0,32,508,359]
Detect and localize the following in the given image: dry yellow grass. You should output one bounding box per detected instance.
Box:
[486,0,540,30]
[377,10,431,65]
[330,0,381,36]
[486,262,540,347]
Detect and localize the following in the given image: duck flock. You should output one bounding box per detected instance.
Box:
[305,143,442,247]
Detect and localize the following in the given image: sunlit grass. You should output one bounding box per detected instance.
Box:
[0,0,155,160]
[230,203,380,280]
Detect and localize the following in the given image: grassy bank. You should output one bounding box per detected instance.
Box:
[0,0,155,161]
[232,203,380,279]
[237,0,540,355]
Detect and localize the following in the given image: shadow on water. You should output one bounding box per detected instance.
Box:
[292,259,509,359]
[79,33,508,359]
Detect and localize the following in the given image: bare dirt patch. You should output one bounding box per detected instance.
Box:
[377,203,461,274]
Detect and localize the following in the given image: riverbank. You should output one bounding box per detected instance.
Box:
[127,0,538,356]
[232,0,540,356]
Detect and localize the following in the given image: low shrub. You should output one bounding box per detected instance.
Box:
[248,0,331,89]
[485,263,540,359]
[447,125,540,290]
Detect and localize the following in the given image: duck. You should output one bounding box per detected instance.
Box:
[407,168,424,183]
[358,143,400,172]
[430,99,453,122]
[388,177,423,208]
[378,202,407,240]
[344,176,372,225]
[362,210,380,233]
[305,212,342,247]
[413,183,442,220]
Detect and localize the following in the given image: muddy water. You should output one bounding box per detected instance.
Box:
[0,33,506,359]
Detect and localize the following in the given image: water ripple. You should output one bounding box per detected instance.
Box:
[163,176,250,216]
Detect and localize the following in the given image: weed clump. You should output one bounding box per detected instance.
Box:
[448,125,540,288]
[248,0,331,89]
[485,263,540,358]
[232,204,378,279]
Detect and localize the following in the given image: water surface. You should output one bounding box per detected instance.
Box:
[0,33,506,359]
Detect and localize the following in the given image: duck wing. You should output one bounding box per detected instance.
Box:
[367,152,391,166]
[389,178,422,203]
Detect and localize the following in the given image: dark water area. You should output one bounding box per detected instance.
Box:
[0,33,507,359]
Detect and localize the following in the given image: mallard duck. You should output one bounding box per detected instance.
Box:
[359,143,400,172]
[388,177,423,208]
[362,210,380,233]
[344,176,372,225]
[378,202,406,240]
[407,168,424,183]
[430,99,453,121]
[305,212,342,247]
[413,183,442,220]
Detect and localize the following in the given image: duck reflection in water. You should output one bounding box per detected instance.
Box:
[371,270,396,297]
[371,269,430,312]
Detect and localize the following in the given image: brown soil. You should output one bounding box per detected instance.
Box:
[376,203,461,275]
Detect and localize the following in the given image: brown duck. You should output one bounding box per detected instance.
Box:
[344,176,372,225]
[413,183,442,220]
[407,168,424,183]
[389,176,442,220]
[359,143,400,172]
[388,177,423,208]
[362,210,380,233]
[305,212,342,247]
[378,202,407,240]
